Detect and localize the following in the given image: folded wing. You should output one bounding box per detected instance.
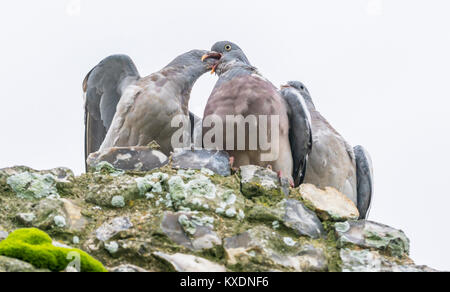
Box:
[281,88,313,186]
[354,145,374,219]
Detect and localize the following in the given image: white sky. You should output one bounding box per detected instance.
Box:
[1,0,449,270]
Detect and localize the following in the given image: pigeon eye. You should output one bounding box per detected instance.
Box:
[224,45,232,51]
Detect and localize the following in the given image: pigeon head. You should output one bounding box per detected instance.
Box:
[167,49,219,73]
[281,81,310,96]
[201,41,251,75]
[281,81,315,109]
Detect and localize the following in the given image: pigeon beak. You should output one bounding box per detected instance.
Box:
[280,84,291,90]
[201,51,223,74]
[201,51,222,62]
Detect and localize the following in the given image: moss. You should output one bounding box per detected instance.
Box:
[0,228,107,272]
[323,229,343,272]
[200,245,226,262]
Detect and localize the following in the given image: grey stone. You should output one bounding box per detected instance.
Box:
[154,252,226,272]
[110,264,149,272]
[248,199,324,239]
[340,249,382,272]
[16,213,36,226]
[52,241,72,249]
[171,149,231,176]
[335,220,410,258]
[283,199,325,239]
[87,146,168,172]
[0,256,50,272]
[340,249,436,272]
[0,231,8,242]
[95,217,133,242]
[161,212,221,251]
[224,226,327,272]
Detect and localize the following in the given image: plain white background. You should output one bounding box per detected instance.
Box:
[1,0,449,270]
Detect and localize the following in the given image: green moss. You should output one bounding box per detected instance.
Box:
[0,228,107,272]
[323,229,343,272]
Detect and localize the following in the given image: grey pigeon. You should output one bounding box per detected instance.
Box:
[201,41,312,186]
[281,81,374,219]
[83,51,217,169]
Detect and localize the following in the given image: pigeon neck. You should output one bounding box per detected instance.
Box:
[214,62,257,89]
[217,61,256,76]
[163,63,207,113]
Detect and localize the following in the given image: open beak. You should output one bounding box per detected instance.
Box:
[201,51,223,74]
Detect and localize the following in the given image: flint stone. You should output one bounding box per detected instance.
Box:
[0,231,9,242]
[284,199,325,239]
[154,252,226,272]
[248,199,324,239]
[224,226,327,272]
[299,184,359,221]
[171,149,231,176]
[161,212,221,251]
[335,220,410,258]
[87,146,168,172]
[0,256,50,272]
[340,249,436,272]
[110,264,149,272]
[95,217,133,242]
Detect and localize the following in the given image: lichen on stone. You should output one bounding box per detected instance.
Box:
[53,216,66,228]
[0,165,436,272]
[111,196,126,208]
[94,161,125,176]
[6,172,59,200]
[105,241,119,255]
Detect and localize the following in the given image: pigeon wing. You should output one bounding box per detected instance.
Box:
[83,55,140,168]
[354,145,374,219]
[281,88,313,186]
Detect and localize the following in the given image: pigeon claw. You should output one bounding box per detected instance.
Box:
[229,156,235,169]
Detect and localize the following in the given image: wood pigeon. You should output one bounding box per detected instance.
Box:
[201,41,312,187]
[281,81,374,219]
[83,50,217,170]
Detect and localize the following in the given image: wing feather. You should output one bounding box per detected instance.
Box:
[280,88,313,186]
[354,145,374,219]
[83,55,140,170]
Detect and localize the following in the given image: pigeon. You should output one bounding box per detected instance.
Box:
[201,41,312,186]
[280,81,374,219]
[83,50,217,169]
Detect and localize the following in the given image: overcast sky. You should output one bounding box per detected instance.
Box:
[1,0,449,270]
